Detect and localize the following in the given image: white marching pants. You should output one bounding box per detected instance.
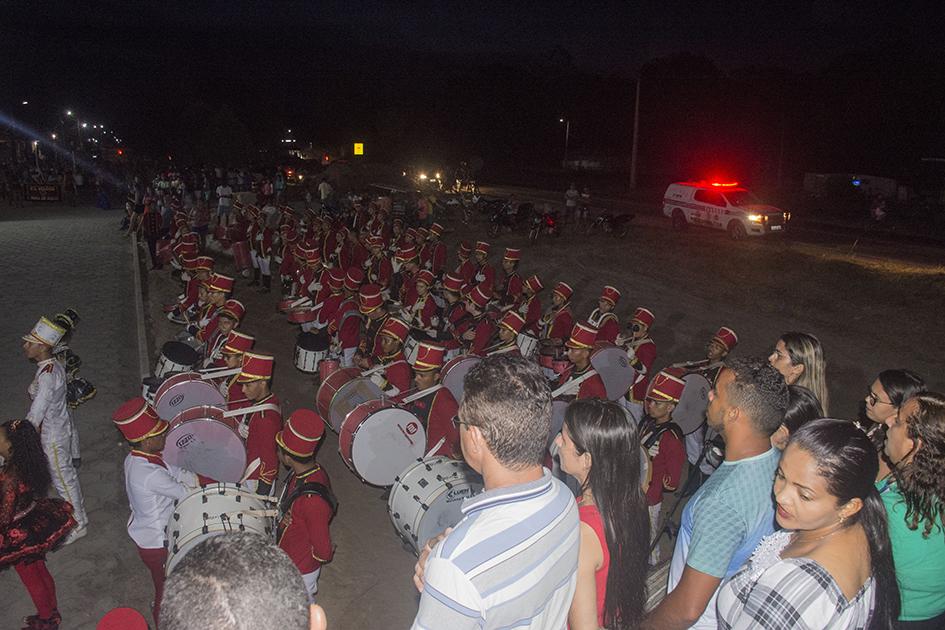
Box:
[45,437,87,528]
[340,346,357,368]
[648,502,662,565]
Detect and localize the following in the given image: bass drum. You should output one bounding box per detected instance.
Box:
[315,367,383,432]
[153,372,226,421]
[339,400,427,487]
[231,240,253,272]
[388,456,483,555]
[674,374,712,434]
[590,345,637,401]
[164,406,246,483]
[164,483,277,576]
[440,355,481,405]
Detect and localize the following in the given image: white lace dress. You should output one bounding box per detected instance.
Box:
[716,530,875,629]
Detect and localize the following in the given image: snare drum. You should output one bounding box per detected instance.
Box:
[278,296,304,313]
[153,372,226,420]
[673,374,712,434]
[155,341,199,378]
[403,335,420,365]
[163,406,245,483]
[388,456,483,555]
[516,333,539,359]
[295,331,329,373]
[339,400,426,487]
[287,308,318,324]
[590,345,636,401]
[315,368,383,432]
[440,355,481,405]
[164,483,276,576]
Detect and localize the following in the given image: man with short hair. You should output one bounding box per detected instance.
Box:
[412,355,579,630]
[160,533,327,630]
[643,357,788,630]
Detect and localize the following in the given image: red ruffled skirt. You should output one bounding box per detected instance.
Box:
[0,497,76,568]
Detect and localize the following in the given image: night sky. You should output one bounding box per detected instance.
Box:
[2,1,943,183]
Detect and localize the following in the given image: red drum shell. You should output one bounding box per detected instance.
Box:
[551,359,570,376]
[231,240,253,271]
[318,359,340,383]
[287,308,317,324]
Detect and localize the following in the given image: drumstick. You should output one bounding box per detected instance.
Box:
[239,458,262,484]
[423,437,446,458]
[400,384,444,403]
[360,364,387,377]
[198,367,241,379]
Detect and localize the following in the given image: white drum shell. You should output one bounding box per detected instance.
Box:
[294,345,326,373]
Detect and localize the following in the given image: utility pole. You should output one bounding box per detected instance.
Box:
[630,76,641,190]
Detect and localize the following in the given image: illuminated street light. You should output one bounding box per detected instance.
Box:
[21,100,28,105]
[559,117,570,166]
[81,122,88,128]
[66,110,73,116]
[51,133,57,139]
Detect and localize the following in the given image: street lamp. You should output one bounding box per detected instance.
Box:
[559,117,570,168]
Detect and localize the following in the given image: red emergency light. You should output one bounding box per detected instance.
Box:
[710,181,740,187]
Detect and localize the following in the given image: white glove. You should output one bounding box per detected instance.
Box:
[369,372,387,389]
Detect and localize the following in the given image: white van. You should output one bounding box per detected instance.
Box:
[662,181,790,239]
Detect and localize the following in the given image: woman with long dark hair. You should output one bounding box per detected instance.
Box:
[717,418,899,629]
[861,369,925,449]
[878,392,945,628]
[554,399,648,629]
[771,384,824,450]
[0,419,77,630]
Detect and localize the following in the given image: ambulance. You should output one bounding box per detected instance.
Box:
[662,181,791,239]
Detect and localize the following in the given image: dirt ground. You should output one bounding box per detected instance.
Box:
[142,197,944,628]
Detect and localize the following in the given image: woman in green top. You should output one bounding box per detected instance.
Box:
[878,392,945,628]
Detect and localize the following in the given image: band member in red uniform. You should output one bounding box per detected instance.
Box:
[423,222,448,276]
[355,284,389,368]
[112,398,198,626]
[623,307,657,418]
[369,317,413,395]
[237,353,282,495]
[440,272,470,360]
[216,331,255,409]
[472,241,495,290]
[462,283,496,356]
[202,299,245,368]
[586,285,621,344]
[454,241,476,287]
[394,245,420,306]
[489,311,525,357]
[167,255,214,323]
[249,209,274,292]
[275,409,335,600]
[671,326,738,386]
[516,274,544,335]
[278,225,299,295]
[540,281,575,347]
[498,247,523,308]
[365,236,393,290]
[188,273,232,339]
[406,269,440,335]
[316,268,346,330]
[638,368,687,565]
[395,342,459,458]
[558,322,608,400]
[329,269,363,368]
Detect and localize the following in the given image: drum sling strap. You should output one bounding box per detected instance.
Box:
[276,481,339,542]
[641,420,684,451]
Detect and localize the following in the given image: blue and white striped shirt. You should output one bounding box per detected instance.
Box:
[412,469,580,630]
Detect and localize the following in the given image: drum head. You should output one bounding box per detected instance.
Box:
[154,375,226,421]
[549,399,569,449]
[297,331,329,351]
[346,408,426,487]
[163,419,247,482]
[162,341,199,366]
[441,356,481,405]
[590,346,636,401]
[329,377,383,432]
[674,374,711,434]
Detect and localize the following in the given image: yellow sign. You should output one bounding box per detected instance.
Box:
[353,142,364,156]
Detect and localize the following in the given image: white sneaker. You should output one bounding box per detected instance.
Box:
[63,525,88,545]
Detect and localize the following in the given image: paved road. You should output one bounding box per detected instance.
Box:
[0,205,151,629]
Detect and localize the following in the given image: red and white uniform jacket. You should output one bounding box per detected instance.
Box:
[488,341,521,358]
[222,374,250,412]
[501,272,523,306]
[366,254,393,289]
[317,291,345,329]
[406,294,439,331]
[398,271,418,307]
[639,419,685,506]
[518,294,542,336]
[330,297,362,351]
[455,258,476,288]
[628,337,657,403]
[441,302,469,351]
[558,364,608,401]
[396,386,460,458]
[422,241,447,276]
[541,305,573,343]
[241,393,282,488]
[179,277,202,311]
[467,315,496,357]
[123,450,197,549]
[361,313,390,362]
[372,351,412,395]
[277,466,334,574]
[474,263,496,291]
[587,309,620,345]
[252,224,274,257]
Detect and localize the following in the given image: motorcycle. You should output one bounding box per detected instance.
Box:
[528,208,560,243]
[585,211,634,238]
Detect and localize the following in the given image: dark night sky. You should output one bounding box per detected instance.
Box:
[2,1,943,181]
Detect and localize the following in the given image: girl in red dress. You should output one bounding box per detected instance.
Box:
[0,419,76,630]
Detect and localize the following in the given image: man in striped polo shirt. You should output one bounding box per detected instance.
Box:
[412,354,580,630]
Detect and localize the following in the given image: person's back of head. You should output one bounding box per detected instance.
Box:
[726,357,789,438]
[461,354,551,470]
[783,385,824,435]
[160,533,309,630]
